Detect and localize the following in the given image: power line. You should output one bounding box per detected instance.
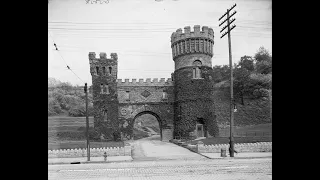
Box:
[49,31,85,84]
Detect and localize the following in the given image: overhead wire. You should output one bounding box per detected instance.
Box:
[49,32,86,84]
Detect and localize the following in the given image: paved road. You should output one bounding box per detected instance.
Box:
[144,127,158,135]
[48,158,272,180]
[130,135,206,161]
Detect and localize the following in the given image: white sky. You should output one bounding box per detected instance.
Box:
[48,0,272,86]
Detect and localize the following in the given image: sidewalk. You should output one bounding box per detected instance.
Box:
[201,152,272,159]
[48,156,133,165]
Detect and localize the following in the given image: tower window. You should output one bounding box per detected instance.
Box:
[125,91,130,101]
[105,84,110,94]
[192,60,202,79]
[186,40,190,53]
[191,39,195,52]
[162,92,168,99]
[182,41,185,53]
[100,84,104,94]
[103,109,107,121]
[102,67,106,75]
[193,67,201,79]
[109,67,112,75]
[96,67,99,75]
[196,39,199,52]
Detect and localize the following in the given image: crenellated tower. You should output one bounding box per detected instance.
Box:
[171,25,219,138]
[89,52,119,138]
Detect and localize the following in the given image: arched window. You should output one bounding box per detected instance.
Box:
[102,67,106,75]
[109,67,112,75]
[125,91,130,101]
[104,84,110,94]
[162,91,167,99]
[192,60,202,79]
[96,67,99,75]
[103,109,107,121]
[100,84,104,94]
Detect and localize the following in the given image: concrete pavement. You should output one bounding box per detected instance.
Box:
[129,135,207,161]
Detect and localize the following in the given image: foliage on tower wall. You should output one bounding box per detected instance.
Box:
[174,66,219,138]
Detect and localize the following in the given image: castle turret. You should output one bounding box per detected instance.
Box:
[171,25,219,138]
[89,52,119,137]
[171,25,214,70]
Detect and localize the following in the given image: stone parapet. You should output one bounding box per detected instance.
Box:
[117,78,173,87]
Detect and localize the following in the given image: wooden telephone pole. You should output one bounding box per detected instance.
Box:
[219,3,237,157]
[84,83,90,161]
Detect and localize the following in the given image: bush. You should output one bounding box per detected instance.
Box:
[68,103,94,117]
[68,105,86,117]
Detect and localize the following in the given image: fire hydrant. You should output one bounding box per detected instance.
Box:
[103,152,107,162]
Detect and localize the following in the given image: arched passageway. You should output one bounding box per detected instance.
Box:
[133,111,162,141]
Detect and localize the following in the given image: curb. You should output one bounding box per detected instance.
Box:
[200,154,272,160]
[48,159,133,165]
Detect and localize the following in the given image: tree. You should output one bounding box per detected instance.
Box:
[254,47,272,74]
[238,56,254,72]
[254,47,271,63]
[233,65,251,105]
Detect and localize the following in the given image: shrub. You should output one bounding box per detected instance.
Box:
[68,105,86,117]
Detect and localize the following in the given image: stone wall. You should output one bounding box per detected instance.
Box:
[48,144,131,158]
[196,142,272,153]
[174,53,212,70]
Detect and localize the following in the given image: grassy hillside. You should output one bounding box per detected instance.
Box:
[213,88,271,127]
[48,116,125,150]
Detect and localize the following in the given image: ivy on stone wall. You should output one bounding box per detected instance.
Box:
[173,66,219,138]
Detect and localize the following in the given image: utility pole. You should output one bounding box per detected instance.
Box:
[84,83,90,161]
[219,3,237,157]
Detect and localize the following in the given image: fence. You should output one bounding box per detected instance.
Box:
[48,144,131,158]
[219,131,272,137]
[196,142,272,153]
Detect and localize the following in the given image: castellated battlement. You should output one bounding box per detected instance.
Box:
[170,25,214,60]
[171,25,214,44]
[89,52,118,61]
[117,78,173,87]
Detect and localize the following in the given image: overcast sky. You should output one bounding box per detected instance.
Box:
[48,0,271,86]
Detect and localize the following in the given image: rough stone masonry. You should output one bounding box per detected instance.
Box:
[88,25,219,142]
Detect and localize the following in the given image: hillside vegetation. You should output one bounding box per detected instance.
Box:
[212,46,272,127]
[48,78,94,117]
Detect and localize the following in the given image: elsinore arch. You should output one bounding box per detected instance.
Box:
[89,25,219,141]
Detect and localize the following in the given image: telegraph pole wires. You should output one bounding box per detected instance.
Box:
[219,3,237,157]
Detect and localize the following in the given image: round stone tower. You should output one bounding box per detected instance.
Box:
[171,25,219,138]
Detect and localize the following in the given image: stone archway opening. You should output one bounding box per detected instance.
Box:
[133,111,162,141]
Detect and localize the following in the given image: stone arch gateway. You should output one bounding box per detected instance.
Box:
[88,25,219,142]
